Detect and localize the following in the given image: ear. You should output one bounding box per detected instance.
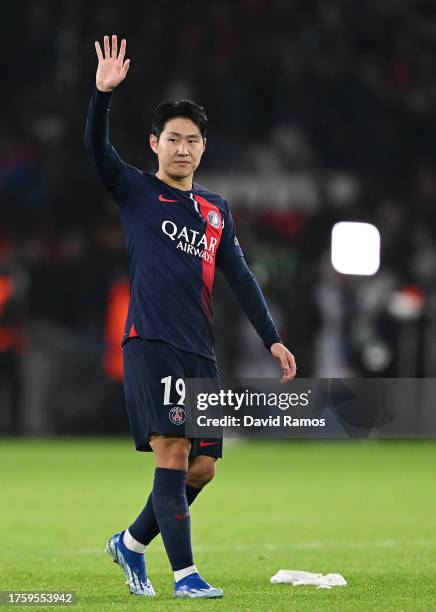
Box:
[149,133,159,154]
[203,137,207,152]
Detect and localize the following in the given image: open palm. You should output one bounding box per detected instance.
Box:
[95,35,130,92]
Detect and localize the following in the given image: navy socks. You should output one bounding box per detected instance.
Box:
[129,481,201,547]
[131,468,194,571]
[151,468,193,571]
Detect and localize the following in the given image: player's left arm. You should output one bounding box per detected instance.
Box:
[218,255,296,382]
[216,202,297,382]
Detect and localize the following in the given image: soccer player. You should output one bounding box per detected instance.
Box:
[84,35,297,599]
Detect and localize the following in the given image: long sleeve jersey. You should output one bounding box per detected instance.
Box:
[84,87,282,360]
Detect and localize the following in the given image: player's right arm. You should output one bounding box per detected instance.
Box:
[84,35,131,193]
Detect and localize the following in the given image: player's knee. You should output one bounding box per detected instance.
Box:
[188,457,216,488]
[150,436,190,469]
[166,449,190,469]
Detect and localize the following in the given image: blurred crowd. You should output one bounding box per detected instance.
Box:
[2,0,436,432]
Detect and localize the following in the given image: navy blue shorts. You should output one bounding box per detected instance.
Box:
[123,338,222,458]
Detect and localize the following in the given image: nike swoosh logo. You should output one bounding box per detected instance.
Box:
[175,511,189,520]
[159,194,178,203]
[199,440,219,447]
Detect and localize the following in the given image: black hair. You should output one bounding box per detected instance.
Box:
[151,99,207,140]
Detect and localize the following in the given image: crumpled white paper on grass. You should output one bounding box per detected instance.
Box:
[271,570,347,589]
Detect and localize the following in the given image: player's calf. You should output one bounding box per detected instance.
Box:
[187,455,216,489]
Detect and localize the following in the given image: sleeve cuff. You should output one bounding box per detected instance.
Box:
[94,86,113,109]
[265,335,283,352]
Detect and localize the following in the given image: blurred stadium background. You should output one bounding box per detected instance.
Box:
[2,0,436,436]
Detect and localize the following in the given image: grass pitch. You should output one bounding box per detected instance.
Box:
[1,438,435,611]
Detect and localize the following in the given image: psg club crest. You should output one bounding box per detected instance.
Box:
[207,210,221,229]
[169,406,186,425]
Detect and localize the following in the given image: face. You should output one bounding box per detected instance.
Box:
[149,117,206,181]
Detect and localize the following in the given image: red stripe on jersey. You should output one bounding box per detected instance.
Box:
[194,195,223,318]
[128,323,138,338]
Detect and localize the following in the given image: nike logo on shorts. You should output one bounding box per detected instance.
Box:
[199,440,219,447]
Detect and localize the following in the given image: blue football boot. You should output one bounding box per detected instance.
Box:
[105,530,155,596]
[174,572,223,598]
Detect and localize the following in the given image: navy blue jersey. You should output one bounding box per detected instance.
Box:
[85,88,282,360]
[112,166,242,359]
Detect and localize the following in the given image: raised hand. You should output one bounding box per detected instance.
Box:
[95,35,130,92]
